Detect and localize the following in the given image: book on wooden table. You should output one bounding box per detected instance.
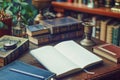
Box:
[0,60,55,80]
[0,35,29,67]
[30,40,103,78]
[41,16,82,34]
[93,43,120,63]
[28,30,83,45]
[26,24,50,36]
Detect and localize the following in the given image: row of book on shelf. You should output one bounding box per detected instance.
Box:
[57,0,119,8]
[26,16,84,45]
[92,17,120,46]
[65,10,120,46]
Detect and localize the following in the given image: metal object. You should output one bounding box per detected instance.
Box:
[80,21,95,46]
[12,12,26,37]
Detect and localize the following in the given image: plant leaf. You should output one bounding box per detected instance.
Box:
[13,0,21,3]
[5,9,13,15]
[0,22,4,29]
[21,9,26,15]
[20,2,28,6]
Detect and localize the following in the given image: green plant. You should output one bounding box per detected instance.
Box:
[0,0,38,26]
[0,21,8,29]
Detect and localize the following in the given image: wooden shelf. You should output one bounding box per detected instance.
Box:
[52,2,120,19]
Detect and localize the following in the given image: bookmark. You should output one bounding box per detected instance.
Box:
[9,68,45,79]
[83,69,95,74]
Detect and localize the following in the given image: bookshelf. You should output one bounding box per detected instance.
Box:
[52,1,120,46]
[52,2,120,19]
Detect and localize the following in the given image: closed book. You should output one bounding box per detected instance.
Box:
[0,35,29,67]
[106,21,117,43]
[100,18,111,41]
[93,43,120,63]
[26,24,50,36]
[28,30,83,45]
[0,60,55,80]
[95,19,101,39]
[112,24,120,46]
[41,16,82,34]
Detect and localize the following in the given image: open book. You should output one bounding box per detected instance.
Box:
[30,40,103,78]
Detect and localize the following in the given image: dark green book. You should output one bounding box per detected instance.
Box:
[112,24,120,46]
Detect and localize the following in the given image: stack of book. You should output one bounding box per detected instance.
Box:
[27,17,84,45]
[93,43,120,63]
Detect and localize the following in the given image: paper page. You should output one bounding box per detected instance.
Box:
[54,40,102,68]
[30,46,79,76]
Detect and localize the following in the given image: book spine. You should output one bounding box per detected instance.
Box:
[67,0,73,3]
[30,30,83,45]
[78,0,82,4]
[106,25,113,43]
[93,0,99,8]
[73,0,78,4]
[95,20,101,39]
[112,26,120,46]
[56,0,63,2]
[0,58,5,67]
[92,16,97,37]
[105,0,115,7]
[0,40,29,67]
[52,23,82,34]
[82,0,88,5]
[98,0,105,7]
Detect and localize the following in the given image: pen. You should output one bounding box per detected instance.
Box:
[9,68,45,79]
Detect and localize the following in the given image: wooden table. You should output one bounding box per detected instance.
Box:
[19,38,120,80]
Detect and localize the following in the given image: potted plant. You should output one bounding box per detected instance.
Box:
[0,0,38,36]
[0,9,12,37]
[0,0,38,25]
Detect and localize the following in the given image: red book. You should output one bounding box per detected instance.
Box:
[67,0,73,3]
[93,43,120,63]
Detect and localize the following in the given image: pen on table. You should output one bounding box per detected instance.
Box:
[9,68,45,79]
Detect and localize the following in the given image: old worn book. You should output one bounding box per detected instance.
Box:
[0,60,55,80]
[0,35,29,67]
[26,24,50,36]
[41,16,82,34]
[30,40,102,78]
[93,43,120,63]
[28,30,83,45]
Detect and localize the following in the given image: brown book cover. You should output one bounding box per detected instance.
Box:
[93,43,120,63]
